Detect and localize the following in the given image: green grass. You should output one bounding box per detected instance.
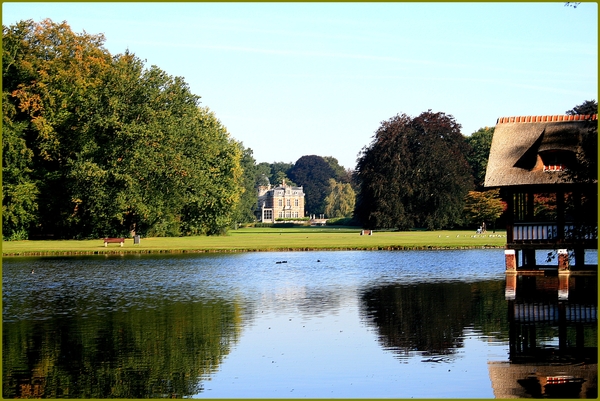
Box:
[2,227,507,256]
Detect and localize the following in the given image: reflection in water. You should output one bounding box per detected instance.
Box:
[2,255,243,398]
[3,300,241,398]
[7,251,594,398]
[360,280,509,358]
[489,274,597,398]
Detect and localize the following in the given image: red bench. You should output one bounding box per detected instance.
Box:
[103,238,125,247]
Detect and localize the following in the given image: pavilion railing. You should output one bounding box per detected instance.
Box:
[512,222,598,242]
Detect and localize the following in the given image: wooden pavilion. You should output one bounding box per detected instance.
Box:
[484,114,597,271]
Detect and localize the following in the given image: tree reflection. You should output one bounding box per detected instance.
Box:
[3,299,241,398]
[360,280,508,356]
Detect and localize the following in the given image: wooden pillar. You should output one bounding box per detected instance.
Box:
[558,249,569,271]
[526,191,534,220]
[556,191,565,241]
[506,190,515,244]
[505,249,517,271]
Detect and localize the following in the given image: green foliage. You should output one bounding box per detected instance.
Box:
[464,127,494,190]
[254,161,296,187]
[324,178,355,218]
[463,189,505,226]
[2,19,243,238]
[354,111,474,230]
[233,145,259,224]
[325,217,358,226]
[288,155,337,215]
[566,99,598,115]
[322,156,351,183]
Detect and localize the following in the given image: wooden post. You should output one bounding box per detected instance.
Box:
[505,249,517,271]
[558,249,569,272]
[505,272,517,300]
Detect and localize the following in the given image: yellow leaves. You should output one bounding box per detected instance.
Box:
[12,87,43,114]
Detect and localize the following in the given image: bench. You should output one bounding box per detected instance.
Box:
[360,230,373,236]
[103,237,125,247]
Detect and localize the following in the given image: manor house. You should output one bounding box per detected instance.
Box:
[256,180,305,223]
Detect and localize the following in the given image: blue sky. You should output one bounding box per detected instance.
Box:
[3,2,597,169]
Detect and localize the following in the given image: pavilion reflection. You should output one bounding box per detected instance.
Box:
[489,272,597,398]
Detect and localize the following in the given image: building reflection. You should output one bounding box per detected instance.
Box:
[489,272,597,398]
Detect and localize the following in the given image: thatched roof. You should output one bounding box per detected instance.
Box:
[484,115,597,188]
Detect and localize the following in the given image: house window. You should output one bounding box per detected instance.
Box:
[278,211,284,218]
[287,199,291,207]
[278,199,283,207]
[295,199,299,207]
[263,210,272,220]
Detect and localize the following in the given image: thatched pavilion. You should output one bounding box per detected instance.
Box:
[484,114,597,271]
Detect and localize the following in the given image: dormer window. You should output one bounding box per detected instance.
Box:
[539,150,575,172]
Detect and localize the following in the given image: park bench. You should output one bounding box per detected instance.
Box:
[360,230,373,236]
[103,237,125,247]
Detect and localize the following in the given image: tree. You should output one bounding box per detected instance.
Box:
[324,179,356,218]
[464,127,494,191]
[253,161,296,187]
[3,19,114,238]
[2,19,244,238]
[354,111,474,230]
[233,145,258,225]
[566,99,597,115]
[463,190,505,230]
[288,155,337,215]
[270,161,296,186]
[322,156,351,183]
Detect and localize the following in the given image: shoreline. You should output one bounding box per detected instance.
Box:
[3,244,505,257]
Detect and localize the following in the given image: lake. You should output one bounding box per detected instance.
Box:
[3,250,597,398]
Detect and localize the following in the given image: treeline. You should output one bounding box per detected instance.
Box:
[3,19,246,239]
[3,19,595,239]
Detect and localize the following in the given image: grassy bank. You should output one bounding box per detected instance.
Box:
[2,227,507,257]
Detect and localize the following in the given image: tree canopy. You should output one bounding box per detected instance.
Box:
[566,99,597,115]
[354,111,474,230]
[464,127,494,191]
[324,179,355,218]
[3,19,243,239]
[288,155,337,215]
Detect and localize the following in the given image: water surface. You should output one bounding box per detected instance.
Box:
[3,250,595,398]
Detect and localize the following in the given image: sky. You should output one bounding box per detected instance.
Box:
[2,2,597,169]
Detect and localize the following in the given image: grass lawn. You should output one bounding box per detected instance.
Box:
[2,227,507,256]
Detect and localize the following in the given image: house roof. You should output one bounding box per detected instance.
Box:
[484,114,597,188]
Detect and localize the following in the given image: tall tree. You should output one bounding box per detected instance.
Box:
[233,145,258,225]
[324,179,356,218]
[566,99,597,115]
[464,127,494,191]
[322,156,350,183]
[354,111,474,230]
[288,155,336,215]
[463,189,505,230]
[2,19,243,238]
